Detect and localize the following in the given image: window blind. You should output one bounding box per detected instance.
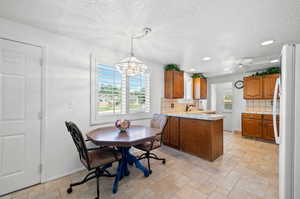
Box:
[95,64,150,116]
[96,64,122,115]
[128,74,150,113]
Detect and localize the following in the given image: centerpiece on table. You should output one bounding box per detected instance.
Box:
[115,120,131,132]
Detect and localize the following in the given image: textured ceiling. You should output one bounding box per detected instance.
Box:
[1,0,300,76]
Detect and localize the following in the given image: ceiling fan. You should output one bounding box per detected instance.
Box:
[234,56,280,72]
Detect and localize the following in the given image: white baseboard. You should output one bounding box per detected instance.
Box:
[43,167,85,183]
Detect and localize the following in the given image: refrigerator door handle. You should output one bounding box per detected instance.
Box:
[273,77,280,144]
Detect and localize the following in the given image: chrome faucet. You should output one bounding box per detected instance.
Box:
[185,104,195,112]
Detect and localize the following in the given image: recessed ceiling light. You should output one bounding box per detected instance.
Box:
[190,68,195,72]
[261,40,275,46]
[224,67,231,71]
[270,59,279,63]
[202,57,211,61]
[238,64,243,68]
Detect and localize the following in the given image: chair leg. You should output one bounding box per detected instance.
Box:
[67,166,117,198]
[146,152,152,174]
[96,175,100,199]
[149,153,166,164]
[95,168,100,199]
[136,150,166,175]
[149,152,159,159]
[103,169,116,177]
[137,153,147,160]
[67,171,96,194]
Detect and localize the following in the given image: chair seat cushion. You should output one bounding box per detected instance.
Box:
[83,147,121,169]
[134,139,161,151]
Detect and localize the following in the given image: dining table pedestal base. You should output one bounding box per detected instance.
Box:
[112,147,150,194]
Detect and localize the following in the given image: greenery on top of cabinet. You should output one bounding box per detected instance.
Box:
[164,64,181,71]
[251,67,280,77]
[191,73,206,79]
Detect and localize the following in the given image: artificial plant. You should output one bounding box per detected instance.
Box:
[164,64,181,71]
[191,73,206,79]
[251,67,280,77]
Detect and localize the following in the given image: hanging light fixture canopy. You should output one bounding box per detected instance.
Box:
[115,27,151,76]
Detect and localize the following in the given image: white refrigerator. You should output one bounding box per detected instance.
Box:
[278,44,300,199]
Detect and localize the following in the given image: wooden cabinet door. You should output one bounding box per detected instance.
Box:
[262,120,275,141]
[180,118,210,159]
[164,70,184,99]
[169,117,180,149]
[262,74,280,99]
[244,76,263,99]
[193,78,207,99]
[242,117,262,138]
[200,78,207,99]
[262,118,279,141]
[162,117,170,145]
[164,71,173,99]
[193,78,201,99]
[173,71,184,98]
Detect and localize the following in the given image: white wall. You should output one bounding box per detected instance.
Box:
[207,73,246,132]
[0,18,164,181]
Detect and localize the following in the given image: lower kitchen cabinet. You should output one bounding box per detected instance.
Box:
[163,116,223,161]
[180,118,210,159]
[262,120,275,141]
[162,118,170,145]
[162,116,180,149]
[262,115,279,141]
[169,117,180,149]
[242,113,279,141]
[242,117,262,138]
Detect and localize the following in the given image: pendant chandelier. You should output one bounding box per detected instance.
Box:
[115,27,151,76]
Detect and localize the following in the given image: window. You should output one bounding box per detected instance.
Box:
[128,74,150,113]
[223,93,233,111]
[96,64,122,115]
[90,58,151,124]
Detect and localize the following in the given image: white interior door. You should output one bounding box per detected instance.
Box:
[0,39,42,195]
[215,84,233,131]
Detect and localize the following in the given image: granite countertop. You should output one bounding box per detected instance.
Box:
[242,111,279,115]
[164,112,224,121]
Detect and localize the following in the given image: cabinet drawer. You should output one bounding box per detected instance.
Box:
[263,114,279,121]
[242,113,262,119]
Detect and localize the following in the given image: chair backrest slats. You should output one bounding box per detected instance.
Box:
[65,121,90,169]
[150,114,167,131]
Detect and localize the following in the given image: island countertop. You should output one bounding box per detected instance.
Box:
[164,112,224,121]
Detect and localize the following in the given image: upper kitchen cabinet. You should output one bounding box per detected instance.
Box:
[262,74,280,99]
[164,70,184,99]
[243,76,263,99]
[243,74,280,99]
[192,78,207,99]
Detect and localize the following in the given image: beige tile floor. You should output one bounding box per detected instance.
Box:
[1,132,278,199]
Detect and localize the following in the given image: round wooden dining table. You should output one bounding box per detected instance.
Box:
[86,125,161,193]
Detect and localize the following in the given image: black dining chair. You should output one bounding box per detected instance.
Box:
[133,114,168,174]
[65,121,121,199]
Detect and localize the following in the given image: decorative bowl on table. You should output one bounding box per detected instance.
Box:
[115,120,131,132]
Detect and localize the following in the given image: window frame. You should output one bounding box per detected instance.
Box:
[90,54,152,125]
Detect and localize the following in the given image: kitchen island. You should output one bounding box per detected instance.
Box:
[163,112,224,161]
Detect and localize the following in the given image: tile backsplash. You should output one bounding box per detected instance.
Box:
[245,99,280,113]
[161,98,207,113]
